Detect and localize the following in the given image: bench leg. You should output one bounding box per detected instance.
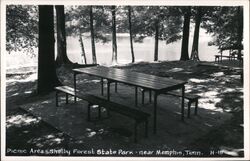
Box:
[106,80,111,117]
[106,108,110,117]
[187,101,191,118]
[74,72,77,103]
[87,103,91,121]
[135,86,138,106]
[101,78,104,96]
[107,81,111,101]
[134,121,138,143]
[98,105,101,119]
[153,92,158,134]
[66,93,69,104]
[56,91,59,107]
[181,86,185,121]
[145,120,148,138]
[195,99,198,115]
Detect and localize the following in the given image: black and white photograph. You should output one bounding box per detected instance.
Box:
[1,0,249,160]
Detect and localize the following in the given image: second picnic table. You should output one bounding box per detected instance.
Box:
[73,66,187,134]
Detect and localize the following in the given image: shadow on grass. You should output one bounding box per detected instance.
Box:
[5,61,244,157]
[6,109,71,156]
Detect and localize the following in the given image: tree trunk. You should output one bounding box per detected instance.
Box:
[111,6,118,64]
[128,6,135,63]
[55,5,71,66]
[154,21,159,61]
[79,31,87,64]
[38,5,60,94]
[180,7,191,61]
[89,6,97,64]
[237,6,243,60]
[190,7,202,61]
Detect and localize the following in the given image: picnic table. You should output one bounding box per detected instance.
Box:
[73,66,187,134]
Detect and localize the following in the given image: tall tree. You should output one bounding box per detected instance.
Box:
[55,5,72,66]
[180,6,191,61]
[65,6,110,64]
[126,6,161,61]
[78,31,87,64]
[128,6,135,63]
[236,6,243,59]
[154,20,159,61]
[111,6,118,64]
[65,6,89,64]
[89,6,97,64]
[128,6,183,61]
[190,7,203,60]
[38,5,60,94]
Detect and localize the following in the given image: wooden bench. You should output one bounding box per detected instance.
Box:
[141,89,200,118]
[214,55,238,62]
[54,86,150,143]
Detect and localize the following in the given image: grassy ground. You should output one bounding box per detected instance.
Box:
[5,60,244,157]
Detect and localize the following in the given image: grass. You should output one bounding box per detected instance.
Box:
[5,60,244,157]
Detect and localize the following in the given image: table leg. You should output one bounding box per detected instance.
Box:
[101,78,104,96]
[135,86,138,106]
[107,80,110,101]
[181,85,185,121]
[87,103,91,121]
[55,91,58,107]
[149,90,152,103]
[66,93,68,104]
[115,82,118,93]
[142,89,145,105]
[153,92,158,134]
[73,72,77,103]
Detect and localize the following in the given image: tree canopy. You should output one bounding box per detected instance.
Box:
[6,5,38,56]
[6,5,244,63]
[202,6,243,50]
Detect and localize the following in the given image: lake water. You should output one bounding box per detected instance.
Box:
[6,28,219,69]
[67,28,219,65]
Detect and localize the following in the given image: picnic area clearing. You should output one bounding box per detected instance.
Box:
[6,60,243,157]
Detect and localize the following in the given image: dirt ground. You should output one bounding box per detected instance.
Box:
[5,60,244,158]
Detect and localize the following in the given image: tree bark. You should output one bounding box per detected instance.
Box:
[79,31,87,64]
[180,7,191,61]
[154,21,159,61]
[237,6,243,60]
[191,7,202,60]
[38,5,60,94]
[55,5,71,66]
[89,6,97,64]
[111,6,118,64]
[128,6,135,63]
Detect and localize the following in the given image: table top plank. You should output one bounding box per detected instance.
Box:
[86,66,184,85]
[73,66,187,91]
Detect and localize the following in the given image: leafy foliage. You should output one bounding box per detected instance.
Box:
[121,6,183,44]
[65,6,110,43]
[6,5,38,56]
[202,6,243,50]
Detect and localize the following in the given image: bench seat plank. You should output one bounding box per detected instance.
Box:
[165,91,200,100]
[54,85,150,143]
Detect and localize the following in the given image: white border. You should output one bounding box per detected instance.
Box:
[1,0,249,161]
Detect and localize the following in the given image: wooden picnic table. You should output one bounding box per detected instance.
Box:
[73,66,187,134]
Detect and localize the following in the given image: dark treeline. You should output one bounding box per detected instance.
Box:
[6,5,244,94]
